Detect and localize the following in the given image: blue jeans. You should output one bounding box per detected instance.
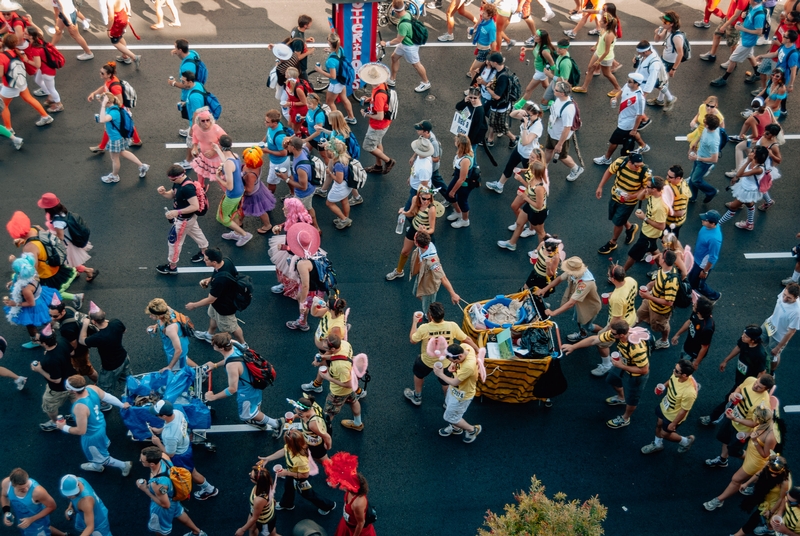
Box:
[688,161,717,200]
[688,263,720,301]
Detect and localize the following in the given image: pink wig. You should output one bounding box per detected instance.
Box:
[282,198,313,231]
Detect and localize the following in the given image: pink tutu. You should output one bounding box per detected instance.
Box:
[191,153,222,185]
[242,180,277,216]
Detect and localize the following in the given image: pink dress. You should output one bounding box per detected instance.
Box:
[191,124,227,186]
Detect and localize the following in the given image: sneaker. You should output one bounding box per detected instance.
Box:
[383,158,397,174]
[36,115,54,126]
[638,118,652,130]
[754,525,776,535]
[138,163,150,178]
[134,55,142,70]
[605,395,626,406]
[508,138,518,150]
[193,487,219,500]
[72,293,84,310]
[757,36,771,46]
[507,222,518,231]
[720,61,730,69]
[286,320,310,331]
[699,415,712,426]
[710,77,727,87]
[45,25,56,35]
[463,424,482,443]
[121,461,132,477]
[194,331,213,343]
[598,241,617,255]
[100,173,120,184]
[272,417,285,438]
[700,53,716,62]
[593,156,613,165]
[235,232,253,247]
[190,252,205,263]
[524,36,537,46]
[90,146,106,154]
[588,29,600,36]
[647,98,665,106]
[178,128,189,138]
[447,212,461,221]
[301,381,324,393]
[695,20,711,28]
[566,331,587,343]
[314,188,329,198]
[341,420,364,431]
[221,231,238,240]
[590,363,612,377]
[520,228,536,238]
[636,144,651,153]
[486,181,504,193]
[100,402,112,412]
[319,502,337,516]
[451,218,470,228]
[404,388,422,406]
[348,195,364,206]
[735,221,754,231]
[741,109,755,119]
[563,30,577,39]
[705,455,729,468]
[33,88,48,97]
[727,135,745,143]
[81,18,91,30]
[641,442,665,454]
[14,376,26,390]
[702,190,719,204]
[76,53,94,61]
[703,497,724,511]
[414,81,432,93]
[654,339,670,350]
[606,415,631,429]
[740,484,755,496]
[274,503,294,511]
[271,283,284,294]
[782,277,796,286]
[485,139,494,147]
[80,463,104,473]
[569,12,582,21]
[625,223,639,245]
[354,389,367,401]
[677,435,696,453]
[663,97,678,111]
[115,55,132,64]
[744,73,760,84]
[542,10,555,21]
[47,103,64,113]
[758,200,775,211]
[344,116,357,125]
[11,137,23,150]
[40,421,58,432]
[437,33,454,42]
[386,269,404,281]
[335,218,352,230]
[497,240,517,251]
[439,425,464,436]
[244,418,267,431]
[566,166,584,182]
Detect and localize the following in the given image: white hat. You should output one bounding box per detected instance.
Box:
[358,62,390,85]
[0,0,22,11]
[411,137,435,157]
[628,72,645,83]
[272,43,292,61]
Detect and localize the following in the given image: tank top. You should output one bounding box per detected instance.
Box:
[453,154,474,187]
[596,30,615,62]
[534,245,557,278]
[411,205,432,232]
[7,478,45,520]
[27,238,59,280]
[69,478,110,534]
[753,110,772,140]
[342,492,370,527]
[225,156,245,198]
[249,487,275,525]
[525,180,547,211]
[533,44,550,72]
[159,310,189,365]
[72,389,105,436]
[301,413,327,446]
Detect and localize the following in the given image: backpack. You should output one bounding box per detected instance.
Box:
[617,156,650,184]
[64,212,90,248]
[311,106,332,133]
[555,55,581,87]
[757,170,773,193]
[109,80,137,108]
[185,54,208,84]
[294,77,314,97]
[156,459,192,502]
[670,30,691,62]
[673,277,693,309]
[229,349,277,389]
[646,56,669,88]
[109,107,135,139]
[346,160,367,189]
[165,310,195,338]
[345,131,361,160]
[375,86,399,121]
[188,88,222,120]
[217,271,254,311]
[399,17,429,45]
[467,163,481,188]
[497,70,522,108]
[556,99,582,131]
[328,52,356,89]
[297,155,327,187]
[31,231,67,267]
[42,43,65,70]
[311,254,338,295]
[718,127,729,152]
[3,51,27,89]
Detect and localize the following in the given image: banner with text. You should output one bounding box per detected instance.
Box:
[333,2,379,95]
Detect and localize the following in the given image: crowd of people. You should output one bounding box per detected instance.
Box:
[2,0,800,534]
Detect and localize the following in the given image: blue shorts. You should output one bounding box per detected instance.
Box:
[237,384,263,420]
[171,446,195,474]
[148,500,184,535]
[81,431,111,465]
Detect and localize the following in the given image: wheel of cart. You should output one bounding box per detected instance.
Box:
[378,0,425,27]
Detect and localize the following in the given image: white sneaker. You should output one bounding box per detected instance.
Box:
[12,137,23,151]
[386,78,396,87]
[138,163,150,178]
[757,36,771,46]
[446,212,460,221]
[14,376,26,390]
[35,115,54,127]
[635,144,651,153]
[82,18,91,30]
[720,61,730,69]
[45,25,56,35]
[415,81,432,93]
[193,331,213,342]
[497,240,516,251]
[221,231,238,240]
[542,11,555,22]
[520,228,536,238]
[593,156,613,165]
[121,461,132,477]
[176,159,193,169]
[437,33,454,42]
[386,269,404,281]
[178,128,189,137]
[100,173,120,183]
[271,283,285,294]
[80,463,104,472]
[566,166,584,182]
[590,363,612,377]
[569,13,582,21]
[507,222,518,231]
[486,181,504,194]
[654,339,671,350]
[76,53,94,61]
[235,232,253,247]
[451,218,470,228]
[32,88,48,97]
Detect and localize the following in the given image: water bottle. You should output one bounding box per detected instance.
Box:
[31,360,39,367]
[610,97,617,108]
[66,506,74,521]
[468,27,475,39]
[395,214,406,234]
[519,48,526,62]
[552,152,560,163]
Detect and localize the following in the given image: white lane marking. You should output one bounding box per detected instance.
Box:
[676,135,800,141]
[166,142,259,149]
[785,405,800,413]
[744,252,794,259]
[194,424,269,433]
[176,265,276,273]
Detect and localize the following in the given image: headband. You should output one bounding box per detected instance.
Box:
[65,379,85,392]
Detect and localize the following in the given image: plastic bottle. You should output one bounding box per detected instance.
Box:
[519,48,526,62]
[395,214,406,234]
[610,97,617,108]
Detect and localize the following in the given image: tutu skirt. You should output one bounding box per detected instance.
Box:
[191,153,222,184]
[731,181,763,204]
[5,286,60,326]
[66,241,92,268]
[242,180,277,216]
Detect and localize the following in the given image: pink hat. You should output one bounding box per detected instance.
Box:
[37,193,60,209]
[286,223,320,259]
[6,211,31,240]
[41,324,53,337]
[89,301,101,314]
[50,294,61,307]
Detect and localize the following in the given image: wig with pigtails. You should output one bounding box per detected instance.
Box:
[282,198,313,231]
[6,253,40,323]
[324,452,360,493]
[242,146,264,169]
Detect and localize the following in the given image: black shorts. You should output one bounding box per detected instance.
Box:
[609,127,632,145]
[525,271,552,293]
[412,355,449,385]
[523,204,548,226]
[405,223,431,241]
[654,405,679,431]
[628,232,660,262]
[308,442,328,460]
[607,199,636,227]
[715,418,746,458]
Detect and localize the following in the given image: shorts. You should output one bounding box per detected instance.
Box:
[544,133,571,158]
[598,56,614,67]
[328,81,346,94]
[488,109,510,132]
[42,387,71,415]
[596,325,615,349]
[394,43,421,65]
[0,85,23,98]
[628,232,661,261]
[532,70,548,81]
[58,11,78,26]
[715,418,746,458]
[476,48,490,62]
[362,126,388,152]
[106,137,131,153]
[295,194,313,211]
[267,158,291,185]
[109,29,126,45]
[522,204,548,226]
[324,391,356,420]
[71,348,97,377]
[636,300,672,334]
[654,405,680,430]
[405,222,427,241]
[729,44,755,64]
[308,442,328,460]
[207,304,239,334]
[216,195,243,227]
[607,198,636,227]
[171,447,195,474]
[715,22,739,48]
[412,355,449,385]
[443,389,473,424]
[609,127,633,145]
[758,58,776,75]
[97,356,132,395]
[606,367,649,407]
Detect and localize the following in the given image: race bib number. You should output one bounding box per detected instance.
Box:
[737,359,748,375]
[661,396,670,412]
[764,319,777,338]
[449,387,466,401]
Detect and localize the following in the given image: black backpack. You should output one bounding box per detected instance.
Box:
[228,349,276,389]
[64,213,90,248]
[555,55,581,87]
[218,271,254,311]
[673,277,694,308]
[311,255,337,295]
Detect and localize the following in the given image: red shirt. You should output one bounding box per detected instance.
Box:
[26,46,56,76]
[771,22,800,53]
[0,49,20,88]
[104,75,129,108]
[725,0,750,25]
[368,84,391,130]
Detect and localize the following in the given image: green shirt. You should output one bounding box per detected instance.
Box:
[397,13,414,46]
[554,53,572,81]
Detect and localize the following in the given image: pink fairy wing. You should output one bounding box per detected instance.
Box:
[476,348,487,383]
[683,245,694,273]
[426,336,448,359]
[626,326,651,344]
[661,186,674,216]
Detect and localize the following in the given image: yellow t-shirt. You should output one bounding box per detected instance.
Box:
[411,321,469,368]
[660,375,698,423]
[284,449,310,474]
[450,345,478,401]
[315,311,347,342]
[732,376,771,433]
[328,340,353,397]
[608,276,638,326]
[642,195,668,239]
[609,157,651,205]
[598,330,649,375]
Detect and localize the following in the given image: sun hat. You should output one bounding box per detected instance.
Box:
[272,43,292,61]
[561,256,587,278]
[358,62,390,85]
[628,72,645,83]
[37,193,60,209]
[286,222,321,258]
[0,0,23,11]
[411,137,435,157]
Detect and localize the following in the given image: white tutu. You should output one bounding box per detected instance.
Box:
[731,180,763,204]
[66,241,92,267]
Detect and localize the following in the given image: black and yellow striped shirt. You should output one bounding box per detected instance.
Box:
[784,503,800,532]
[649,267,680,315]
[250,487,275,525]
[599,330,650,375]
[412,206,433,232]
[609,157,651,205]
[533,245,558,278]
[667,180,691,226]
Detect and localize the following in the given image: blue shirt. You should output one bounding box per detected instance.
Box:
[179,51,199,101]
[158,311,189,370]
[698,128,721,159]
[475,19,496,47]
[68,478,111,536]
[72,388,106,437]
[186,82,207,121]
[104,106,124,142]
[292,149,315,198]
[695,225,723,267]
[777,44,799,84]
[225,156,245,198]
[740,6,766,48]
[325,51,341,79]
[266,125,288,164]
[305,106,328,142]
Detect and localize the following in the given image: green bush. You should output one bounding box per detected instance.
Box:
[478,476,607,536]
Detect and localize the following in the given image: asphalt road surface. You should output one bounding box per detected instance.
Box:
[1,1,799,535]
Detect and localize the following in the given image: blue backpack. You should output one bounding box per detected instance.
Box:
[328,52,355,89]
[189,88,222,120]
[185,53,208,84]
[109,107,135,138]
[346,131,361,159]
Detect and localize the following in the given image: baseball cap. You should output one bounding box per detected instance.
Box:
[700,210,721,224]
[414,120,433,132]
[150,400,174,417]
[628,72,645,83]
[628,153,643,163]
[59,475,80,497]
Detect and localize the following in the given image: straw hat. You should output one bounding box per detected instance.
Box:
[272,43,292,61]
[561,256,587,278]
[411,137,435,157]
[358,62,389,85]
[0,0,23,11]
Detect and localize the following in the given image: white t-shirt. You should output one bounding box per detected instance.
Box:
[428,131,441,172]
[636,52,662,94]
[161,409,190,456]
[547,99,575,140]
[766,291,800,341]
[478,66,497,103]
[410,156,432,191]
[97,0,109,25]
[617,86,645,131]
[517,118,543,158]
[662,31,684,63]
[54,0,77,15]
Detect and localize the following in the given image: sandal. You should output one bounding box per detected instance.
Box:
[85,269,100,282]
[256,226,273,235]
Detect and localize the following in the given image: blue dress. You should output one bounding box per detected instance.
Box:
[71,389,111,465]
[68,478,111,536]
[147,460,184,535]
[225,349,263,421]
[6,478,51,536]
[4,283,59,327]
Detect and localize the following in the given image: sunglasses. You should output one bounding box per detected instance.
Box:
[199,119,212,123]
[706,104,716,108]
[420,197,432,201]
